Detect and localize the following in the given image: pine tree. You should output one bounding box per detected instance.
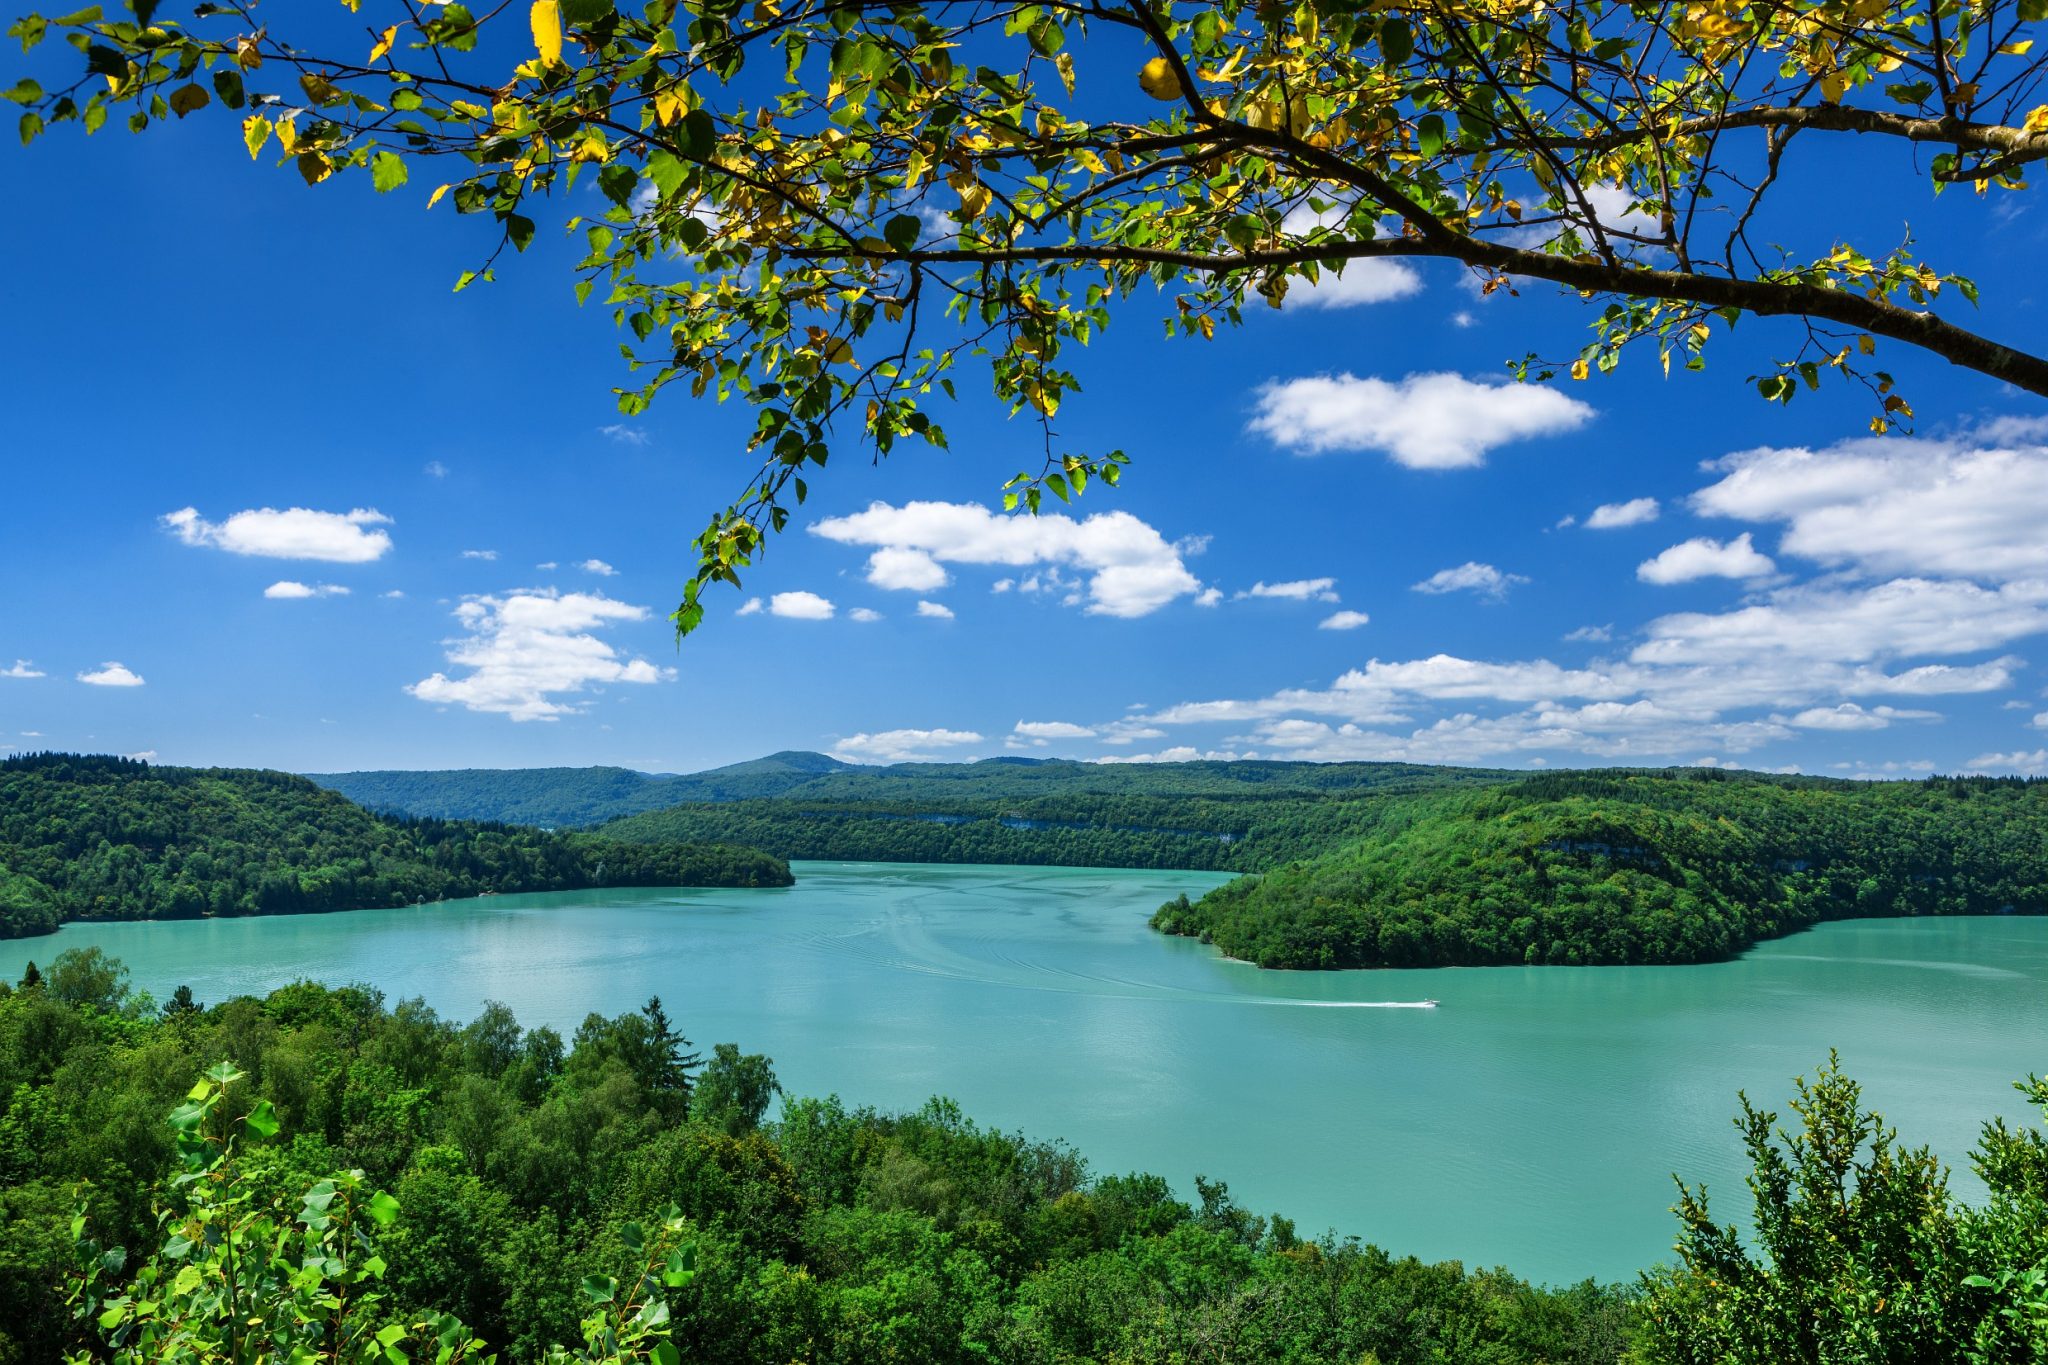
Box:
[640,995,702,1118]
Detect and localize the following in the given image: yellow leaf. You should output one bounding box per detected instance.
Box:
[653,85,687,126]
[2025,106,2048,136]
[370,25,398,63]
[530,0,563,67]
[427,182,452,208]
[274,115,299,153]
[1569,358,1590,381]
[1998,40,2033,55]
[1820,72,1847,104]
[1055,51,1075,98]
[299,73,342,106]
[1857,333,1875,355]
[1137,57,1183,102]
[241,113,271,159]
[296,150,333,186]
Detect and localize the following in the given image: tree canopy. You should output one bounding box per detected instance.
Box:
[12,0,2048,629]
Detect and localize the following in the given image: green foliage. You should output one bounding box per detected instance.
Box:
[0,753,792,939]
[6,959,1635,1365]
[1637,1058,2048,1364]
[1154,768,2048,967]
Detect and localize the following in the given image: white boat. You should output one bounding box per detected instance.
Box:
[1420,999,1440,1008]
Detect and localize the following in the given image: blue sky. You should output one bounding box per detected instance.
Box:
[6,76,2048,777]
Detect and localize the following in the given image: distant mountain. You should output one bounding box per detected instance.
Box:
[0,753,792,939]
[308,751,859,827]
[309,754,1513,830]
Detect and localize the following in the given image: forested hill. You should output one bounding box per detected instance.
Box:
[594,759,1520,872]
[307,751,857,826]
[0,754,792,940]
[1153,768,2048,968]
[311,754,1517,831]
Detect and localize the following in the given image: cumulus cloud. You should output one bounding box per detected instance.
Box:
[1584,497,1660,529]
[915,600,955,620]
[1787,703,1939,730]
[833,728,984,763]
[1637,533,1776,585]
[78,662,145,687]
[769,592,836,620]
[736,597,764,616]
[163,506,393,562]
[1236,578,1340,603]
[1248,372,1593,469]
[866,547,950,592]
[407,589,672,722]
[3,660,45,679]
[462,549,500,561]
[1966,748,2048,775]
[1411,562,1528,599]
[849,607,882,622]
[1320,610,1372,631]
[1015,720,1096,740]
[1564,624,1613,643]
[1691,432,2048,582]
[1634,579,2048,667]
[810,501,1202,618]
[580,559,618,577]
[263,581,350,599]
[1289,261,1424,308]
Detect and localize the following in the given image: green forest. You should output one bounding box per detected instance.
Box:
[0,755,792,940]
[316,754,1517,831]
[1153,768,2048,967]
[8,951,2044,1363]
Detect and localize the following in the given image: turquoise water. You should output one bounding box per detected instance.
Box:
[3,861,2043,1285]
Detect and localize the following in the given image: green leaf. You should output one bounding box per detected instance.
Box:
[365,1190,402,1227]
[53,6,103,24]
[883,214,920,251]
[1379,18,1412,67]
[580,1274,616,1304]
[652,1343,681,1365]
[17,109,41,144]
[243,1099,281,1140]
[504,213,536,251]
[371,151,408,193]
[1191,11,1220,53]
[1417,114,1446,158]
[211,69,244,109]
[3,78,41,105]
[2018,0,2046,22]
[598,161,638,206]
[680,108,715,160]
[561,0,615,23]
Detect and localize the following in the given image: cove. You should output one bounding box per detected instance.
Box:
[3,860,2043,1286]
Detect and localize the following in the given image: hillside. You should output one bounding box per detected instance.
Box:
[594,760,1520,870]
[312,754,1518,830]
[1152,768,2048,967]
[0,754,792,939]
[307,751,858,826]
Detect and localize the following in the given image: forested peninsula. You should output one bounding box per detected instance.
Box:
[1153,769,2048,968]
[0,754,792,939]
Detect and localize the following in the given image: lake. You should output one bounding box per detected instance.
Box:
[3,860,2042,1286]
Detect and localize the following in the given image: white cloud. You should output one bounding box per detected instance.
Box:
[833,728,984,763]
[536,561,559,571]
[263,580,350,599]
[849,607,883,622]
[125,750,157,762]
[769,591,836,620]
[1236,578,1340,603]
[163,506,393,562]
[1411,562,1529,599]
[866,547,950,592]
[78,662,145,687]
[382,589,406,599]
[810,501,1202,618]
[915,600,955,620]
[736,597,764,616]
[407,589,672,722]
[1691,432,2048,582]
[1634,580,2048,667]
[1096,747,1253,764]
[579,559,618,576]
[1584,497,1660,529]
[1319,610,1372,631]
[1637,533,1775,585]
[1966,748,2048,775]
[598,424,650,446]
[2,660,45,679]
[1248,372,1594,469]
[1014,720,1096,740]
[1450,310,1477,328]
[1194,587,1223,607]
[1787,703,1938,731]
[424,460,450,478]
[462,549,499,561]
[1564,624,1613,643]
[1289,260,1424,309]
[991,578,1015,593]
